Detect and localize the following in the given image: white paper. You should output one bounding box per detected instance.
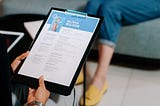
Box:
[19,10,99,86]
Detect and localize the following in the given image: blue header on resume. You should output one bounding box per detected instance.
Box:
[47,10,99,32]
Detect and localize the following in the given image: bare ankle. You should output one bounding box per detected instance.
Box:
[91,76,106,90]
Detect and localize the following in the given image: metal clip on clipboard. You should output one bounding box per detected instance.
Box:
[65,9,87,18]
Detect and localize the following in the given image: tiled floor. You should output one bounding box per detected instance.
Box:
[75,60,160,106]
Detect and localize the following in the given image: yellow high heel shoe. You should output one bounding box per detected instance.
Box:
[80,80,108,106]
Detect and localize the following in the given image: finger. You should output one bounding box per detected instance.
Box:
[11,51,29,72]
[19,51,29,60]
[39,75,45,88]
[17,51,29,60]
[28,88,36,94]
[11,59,21,72]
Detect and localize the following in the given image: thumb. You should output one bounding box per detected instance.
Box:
[39,75,45,88]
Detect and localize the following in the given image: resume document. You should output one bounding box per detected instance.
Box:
[19,10,99,86]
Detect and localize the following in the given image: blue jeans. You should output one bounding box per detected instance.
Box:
[85,0,160,48]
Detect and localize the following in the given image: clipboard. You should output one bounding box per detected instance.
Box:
[13,7,103,96]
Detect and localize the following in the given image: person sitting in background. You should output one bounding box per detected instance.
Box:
[79,0,160,105]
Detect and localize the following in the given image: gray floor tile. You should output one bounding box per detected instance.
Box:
[122,69,160,106]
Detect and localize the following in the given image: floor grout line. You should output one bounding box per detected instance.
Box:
[120,69,134,106]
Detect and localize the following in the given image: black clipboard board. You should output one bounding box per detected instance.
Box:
[13,7,103,96]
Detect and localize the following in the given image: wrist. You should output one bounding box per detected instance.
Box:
[25,100,45,106]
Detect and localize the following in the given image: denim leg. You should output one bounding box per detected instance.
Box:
[11,83,28,106]
[120,0,160,25]
[85,0,104,14]
[86,0,160,46]
[98,0,123,47]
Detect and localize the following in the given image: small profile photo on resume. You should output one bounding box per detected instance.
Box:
[49,14,64,32]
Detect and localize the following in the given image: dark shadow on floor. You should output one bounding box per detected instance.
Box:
[88,50,160,70]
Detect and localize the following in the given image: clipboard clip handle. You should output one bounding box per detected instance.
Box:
[66,9,87,17]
